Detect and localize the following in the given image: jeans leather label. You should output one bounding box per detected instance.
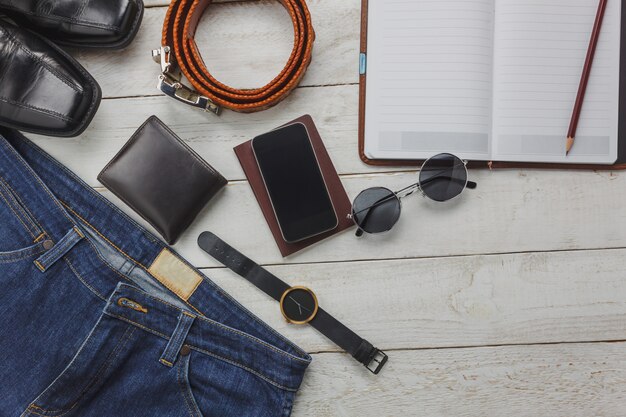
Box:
[148,248,202,301]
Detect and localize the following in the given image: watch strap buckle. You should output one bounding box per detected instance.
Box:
[365,349,388,374]
[354,340,388,375]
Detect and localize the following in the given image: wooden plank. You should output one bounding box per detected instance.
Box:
[27,86,372,182]
[88,163,626,266]
[295,342,626,417]
[199,249,626,351]
[15,2,626,416]
[74,0,360,99]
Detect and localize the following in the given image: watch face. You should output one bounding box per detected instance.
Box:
[280,287,318,325]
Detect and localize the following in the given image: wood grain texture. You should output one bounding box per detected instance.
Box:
[91,166,626,267]
[198,248,626,352]
[71,0,359,99]
[296,343,626,417]
[18,0,626,415]
[27,86,370,181]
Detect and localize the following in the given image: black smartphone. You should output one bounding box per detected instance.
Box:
[252,122,338,243]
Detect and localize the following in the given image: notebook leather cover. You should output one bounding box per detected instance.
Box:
[358,0,626,170]
[234,115,354,257]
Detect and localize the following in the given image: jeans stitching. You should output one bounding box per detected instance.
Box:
[103,312,297,392]
[111,285,309,363]
[177,253,309,359]
[62,203,149,269]
[37,234,74,268]
[36,228,82,269]
[38,238,71,266]
[193,315,310,363]
[177,355,203,417]
[4,136,212,320]
[103,313,169,340]
[69,230,134,286]
[189,345,298,392]
[12,135,159,245]
[0,182,37,239]
[171,316,192,359]
[63,257,107,302]
[0,190,34,238]
[162,314,189,364]
[29,325,137,416]
[107,290,197,322]
[38,325,136,414]
[34,260,45,272]
[0,139,75,229]
[0,178,47,234]
[62,204,205,316]
[0,178,42,235]
[0,243,46,263]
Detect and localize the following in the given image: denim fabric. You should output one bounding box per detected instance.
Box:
[0,129,311,417]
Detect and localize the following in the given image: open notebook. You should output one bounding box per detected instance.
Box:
[361,0,622,165]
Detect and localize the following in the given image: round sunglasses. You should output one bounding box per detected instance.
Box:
[349,153,477,236]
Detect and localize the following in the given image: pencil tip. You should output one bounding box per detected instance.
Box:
[566,136,574,155]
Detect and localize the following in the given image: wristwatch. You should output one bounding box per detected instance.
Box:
[197,232,388,374]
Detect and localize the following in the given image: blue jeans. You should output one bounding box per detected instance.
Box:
[0,129,310,417]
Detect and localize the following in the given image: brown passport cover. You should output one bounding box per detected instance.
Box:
[234,115,354,257]
[358,0,626,170]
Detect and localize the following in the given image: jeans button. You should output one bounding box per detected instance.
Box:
[42,240,54,250]
[180,345,191,356]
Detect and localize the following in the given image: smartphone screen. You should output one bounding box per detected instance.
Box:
[252,122,338,243]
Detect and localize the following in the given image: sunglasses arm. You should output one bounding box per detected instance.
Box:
[395,183,420,198]
[353,179,477,237]
[413,176,478,193]
[355,178,478,223]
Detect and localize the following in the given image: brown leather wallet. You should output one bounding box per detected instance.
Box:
[98,116,227,244]
[153,0,315,114]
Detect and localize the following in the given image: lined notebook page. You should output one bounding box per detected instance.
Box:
[491,0,621,164]
[364,0,495,160]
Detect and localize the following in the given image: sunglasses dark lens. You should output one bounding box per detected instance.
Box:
[419,153,467,202]
[351,187,401,234]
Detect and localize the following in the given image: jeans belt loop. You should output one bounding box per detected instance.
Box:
[34,226,85,272]
[159,311,196,367]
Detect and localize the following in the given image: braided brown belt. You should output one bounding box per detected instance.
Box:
[153,0,315,115]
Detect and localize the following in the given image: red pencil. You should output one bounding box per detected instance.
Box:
[566,0,608,155]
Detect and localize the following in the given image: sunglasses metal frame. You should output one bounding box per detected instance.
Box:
[350,153,477,236]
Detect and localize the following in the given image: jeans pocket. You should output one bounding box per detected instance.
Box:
[22,316,138,417]
[178,349,295,417]
[0,177,45,252]
[0,240,47,264]
[176,353,205,417]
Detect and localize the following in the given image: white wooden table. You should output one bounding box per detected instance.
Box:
[29,1,626,415]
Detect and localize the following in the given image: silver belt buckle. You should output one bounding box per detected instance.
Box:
[151,46,221,116]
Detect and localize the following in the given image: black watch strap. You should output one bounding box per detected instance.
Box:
[198,232,388,374]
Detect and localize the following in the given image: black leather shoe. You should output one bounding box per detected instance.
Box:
[0,0,144,49]
[0,21,101,137]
